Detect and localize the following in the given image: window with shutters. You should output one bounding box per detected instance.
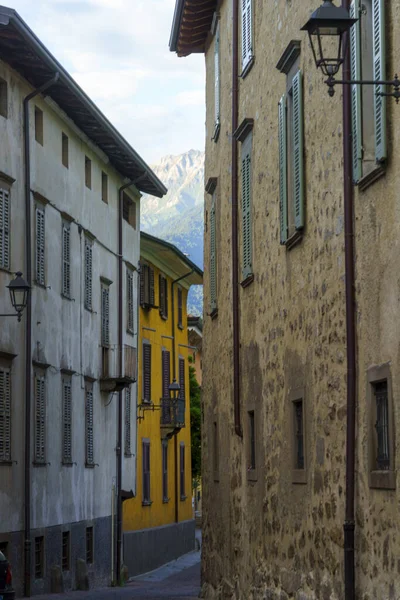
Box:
[241,0,254,76]
[213,421,219,482]
[180,442,186,499]
[62,221,71,298]
[142,343,152,403]
[0,366,11,463]
[350,0,387,187]
[101,171,108,203]
[35,107,43,145]
[34,371,46,465]
[177,287,183,329]
[205,178,218,316]
[178,357,186,426]
[367,364,395,490]
[139,263,155,308]
[213,19,221,141]
[162,440,168,502]
[124,386,131,457]
[0,78,7,119]
[35,204,45,285]
[35,536,44,578]
[62,531,70,571]
[240,132,253,283]
[101,283,110,347]
[86,527,94,563]
[159,274,168,320]
[278,56,304,247]
[162,349,170,399]
[142,439,151,504]
[62,376,72,464]
[85,381,94,467]
[123,192,136,228]
[85,156,91,189]
[248,411,256,471]
[84,237,93,311]
[126,268,134,334]
[290,387,307,484]
[62,133,69,168]
[0,186,10,270]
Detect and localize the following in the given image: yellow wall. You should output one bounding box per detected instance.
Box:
[123,260,193,532]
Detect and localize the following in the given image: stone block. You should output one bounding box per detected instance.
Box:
[50,565,64,594]
[76,558,89,591]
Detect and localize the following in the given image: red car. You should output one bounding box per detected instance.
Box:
[0,551,15,600]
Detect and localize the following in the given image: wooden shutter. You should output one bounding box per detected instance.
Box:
[350,0,362,183]
[0,188,10,269]
[162,350,170,398]
[62,378,72,463]
[124,386,131,456]
[101,285,110,347]
[210,193,217,311]
[85,384,94,465]
[35,374,46,463]
[142,441,150,502]
[84,238,93,310]
[214,20,220,125]
[241,135,252,279]
[278,95,288,244]
[36,206,45,285]
[178,287,183,328]
[139,262,145,305]
[0,368,11,462]
[127,269,134,333]
[373,0,387,163]
[241,0,252,70]
[149,267,155,306]
[180,443,185,498]
[162,442,168,501]
[62,223,71,297]
[159,275,168,318]
[292,70,304,231]
[143,343,151,402]
[164,278,168,318]
[179,358,185,400]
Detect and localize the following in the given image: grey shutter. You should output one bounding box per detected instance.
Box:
[85,385,94,465]
[62,223,71,297]
[292,71,304,231]
[241,135,252,279]
[373,0,387,163]
[0,189,10,269]
[162,350,170,398]
[0,368,11,462]
[127,269,134,333]
[124,386,131,456]
[350,0,362,183]
[149,268,155,306]
[210,193,217,311]
[36,206,45,285]
[159,275,165,317]
[241,0,252,69]
[278,95,288,244]
[35,374,46,463]
[143,344,151,402]
[84,238,93,310]
[139,262,145,306]
[215,21,220,126]
[178,288,183,327]
[101,285,110,347]
[62,378,72,463]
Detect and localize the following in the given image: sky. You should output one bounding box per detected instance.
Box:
[8,0,205,165]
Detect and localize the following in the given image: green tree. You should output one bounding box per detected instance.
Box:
[189,355,201,484]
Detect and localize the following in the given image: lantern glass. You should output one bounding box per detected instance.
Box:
[168,379,181,399]
[7,272,30,317]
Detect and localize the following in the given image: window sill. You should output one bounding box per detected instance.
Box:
[162,497,170,504]
[35,281,47,289]
[160,314,168,321]
[369,470,396,490]
[33,461,47,467]
[178,324,184,331]
[209,307,218,320]
[292,469,307,485]
[85,463,96,469]
[213,472,220,483]
[286,229,303,251]
[0,266,11,274]
[62,461,74,467]
[126,328,134,336]
[241,274,254,289]
[142,500,153,507]
[84,305,94,313]
[0,460,13,466]
[61,294,74,302]
[358,164,386,192]
[247,468,258,482]
[212,122,220,143]
[180,495,187,501]
[240,56,255,79]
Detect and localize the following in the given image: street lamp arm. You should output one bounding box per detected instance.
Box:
[325,74,400,102]
[0,313,23,321]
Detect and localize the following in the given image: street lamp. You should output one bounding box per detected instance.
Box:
[1,272,30,322]
[168,379,181,399]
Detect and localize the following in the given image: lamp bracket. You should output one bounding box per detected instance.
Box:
[326,74,400,103]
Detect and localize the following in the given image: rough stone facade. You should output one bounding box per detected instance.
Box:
[196,1,400,599]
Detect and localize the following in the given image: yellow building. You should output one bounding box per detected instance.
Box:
[123,232,203,577]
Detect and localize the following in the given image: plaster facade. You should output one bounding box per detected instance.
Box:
[172,1,400,599]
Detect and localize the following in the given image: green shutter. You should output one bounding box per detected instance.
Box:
[241,0,252,69]
[241,135,252,280]
[350,0,362,183]
[373,0,387,163]
[214,21,220,126]
[210,194,217,311]
[278,95,288,244]
[292,70,304,231]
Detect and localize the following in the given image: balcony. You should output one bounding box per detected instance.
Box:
[100,344,137,392]
[160,397,185,437]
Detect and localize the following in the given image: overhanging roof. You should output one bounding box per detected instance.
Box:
[0,6,167,198]
[140,231,203,288]
[170,0,217,57]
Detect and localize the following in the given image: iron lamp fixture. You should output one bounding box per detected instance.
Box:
[302,0,400,102]
[168,379,181,398]
[1,272,30,322]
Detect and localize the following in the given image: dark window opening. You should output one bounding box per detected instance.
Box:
[0,78,8,119]
[142,440,151,504]
[177,287,183,328]
[0,542,8,557]
[162,441,168,502]
[159,275,168,319]
[86,527,93,564]
[123,193,136,228]
[293,400,304,470]
[248,411,255,470]
[62,531,70,571]
[85,156,91,189]
[35,536,44,579]
[101,172,108,203]
[142,343,152,403]
[374,380,390,470]
[180,442,186,499]
[213,421,219,476]
[35,107,43,145]
[62,133,69,168]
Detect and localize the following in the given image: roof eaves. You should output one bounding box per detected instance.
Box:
[140,231,203,279]
[169,0,185,52]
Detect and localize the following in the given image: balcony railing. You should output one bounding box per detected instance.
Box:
[160,397,185,429]
[100,344,137,391]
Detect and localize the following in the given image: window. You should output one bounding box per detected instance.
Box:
[205,178,218,315]
[139,263,155,308]
[162,350,170,398]
[241,133,253,281]
[0,366,11,463]
[0,78,7,119]
[85,381,94,467]
[62,376,72,464]
[248,411,255,471]
[124,386,131,457]
[101,172,108,203]
[162,440,168,502]
[62,531,70,571]
[293,400,304,470]
[35,536,44,579]
[0,186,10,270]
[35,204,45,285]
[62,133,69,168]
[62,221,71,298]
[85,156,91,189]
[123,193,136,228]
[213,19,221,141]
[177,287,183,328]
[142,343,151,403]
[34,372,46,464]
[101,283,110,347]
[159,274,168,319]
[35,107,43,145]
[84,237,93,311]
[241,0,253,74]
[368,364,395,489]
[126,268,134,333]
[350,0,387,185]
[178,357,186,425]
[180,442,186,499]
[142,439,151,504]
[213,421,219,482]
[290,388,307,484]
[85,527,93,564]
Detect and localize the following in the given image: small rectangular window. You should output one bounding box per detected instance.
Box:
[248,411,255,471]
[142,440,151,504]
[34,372,46,464]
[35,536,44,579]
[0,187,10,270]
[62,531,70,571]
[35,205,45,285]
[62,376,72,464]
[159,275,168,319]
[142,343,152,403]
[101,284,110,347]
[0,78,7,119]
[62,222,71,298]
[101,172,108,203]
[62,133,69,168]
[85,382,94,467]
[124,386,131,457]
[241,0,253,71]
[373,381,390,471]
[35,107,43,145]
[177,287,183,329]
[293,400,304,470]
[180,442,186,499]
[0,366,11,463]
[126,269,134,333]
[162,441,168,502]
[84,237,93,311]
[123,193,136,228]
[86,527,93,564]
[85,156,91,189]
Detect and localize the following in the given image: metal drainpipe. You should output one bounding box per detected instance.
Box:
[232,0,241,437]
[171,270,194,523]
[341,1,357,597]
[23,72,59,598]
